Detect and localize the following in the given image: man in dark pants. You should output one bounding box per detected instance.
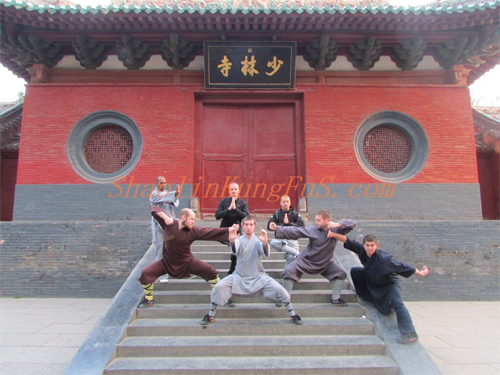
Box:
[328,232,429,344]
[215,182,249,275]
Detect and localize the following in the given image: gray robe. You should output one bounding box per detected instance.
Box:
[211,234,290,306]
[277,219,357,282]
[149,187,179,245]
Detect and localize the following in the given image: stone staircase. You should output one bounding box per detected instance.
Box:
[104,238,400,374]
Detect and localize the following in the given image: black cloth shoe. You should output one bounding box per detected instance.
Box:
[200,314,215,325]
[397,332,419,344]
[226,299,236,308]
[138,297,153,308]
[291,315,303,325]
[331,298,348,307]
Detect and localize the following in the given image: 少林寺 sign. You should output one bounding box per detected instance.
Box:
[204,42,296,89]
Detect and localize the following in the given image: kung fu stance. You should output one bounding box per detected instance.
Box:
[149,176,180,283]
[329,232,429,344]
[269,209,356,307]
[138,207,238,308]
[200,215,303,326]
[267,194,305,266]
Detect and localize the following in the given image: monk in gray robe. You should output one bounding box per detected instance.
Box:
[269,209,356,307]
[149,176,180,282]
[200,215,303,326]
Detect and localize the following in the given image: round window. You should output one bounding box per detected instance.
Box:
[68,111,142,183]
[355,111,428,182]
[84,125,134,174]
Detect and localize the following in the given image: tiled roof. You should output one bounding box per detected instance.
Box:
[0,101,23,151]
[473,107,500,152]
[1,0,499,15]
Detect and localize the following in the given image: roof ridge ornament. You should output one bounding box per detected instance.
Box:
[347,36,383,71]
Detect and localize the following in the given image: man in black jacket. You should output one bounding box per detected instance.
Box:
[267,195,305,307]
[328,232,429,344]
[215,182,249,275]
[267,195,305,266]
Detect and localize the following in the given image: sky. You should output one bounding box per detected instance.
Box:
[1,0,498,106]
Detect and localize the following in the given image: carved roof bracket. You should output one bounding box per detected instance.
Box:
[347,36,383,71]
[116,35,152,70]
[72,35,108,70]
[302,34,338,71]
[433,25,500,70]
[0,32,63,68]
[160,33,196,70]
[390,36,427,71]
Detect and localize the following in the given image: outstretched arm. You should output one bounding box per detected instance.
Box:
[414,266,429,277]
[151,206,174,229]
[328,232,347,243]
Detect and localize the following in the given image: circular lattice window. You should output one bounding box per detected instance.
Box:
[355,112,428,182]
[68,111,142,183]
[84,125,134,174]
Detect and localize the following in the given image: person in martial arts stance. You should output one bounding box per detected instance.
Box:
[149,176,180,282]
[267,194,305,307]
[200,215,303,326]
[328,232,429,344]
[269,209,356,307]
[267,194,305,266]
[138,207,239,308]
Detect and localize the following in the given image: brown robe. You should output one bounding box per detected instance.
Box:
[138,207,229,284]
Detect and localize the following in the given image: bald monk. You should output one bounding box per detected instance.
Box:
[138,207,239,308]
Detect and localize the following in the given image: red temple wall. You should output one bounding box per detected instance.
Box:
[17,83,478,185]
[302,85,478,184]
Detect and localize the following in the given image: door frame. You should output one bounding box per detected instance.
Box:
[194,91,305,215]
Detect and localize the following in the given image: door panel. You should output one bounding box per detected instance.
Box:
[199,102,299,214]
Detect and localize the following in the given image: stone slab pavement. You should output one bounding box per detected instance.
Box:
[0,298,498,375]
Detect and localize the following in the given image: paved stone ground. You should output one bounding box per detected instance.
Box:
[0,298,498,375]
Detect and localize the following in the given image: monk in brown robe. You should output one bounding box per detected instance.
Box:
[138,207,239,308]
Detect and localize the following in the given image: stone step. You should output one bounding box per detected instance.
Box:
[127,317,375,337]
[105,355,399,375]
[136,303,365,319]
[153,278,350,291]
[196,259,290,269]
[189,239,310,247]
[151,289,357,304]
[169,269,341,279]
[116,335,386,357]
[192,251,289,260]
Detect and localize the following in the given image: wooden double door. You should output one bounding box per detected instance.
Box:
[195,97,303,214]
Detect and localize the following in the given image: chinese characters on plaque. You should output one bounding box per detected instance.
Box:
[204,42,296,89]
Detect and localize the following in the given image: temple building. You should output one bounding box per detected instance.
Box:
[0,0,499,221]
